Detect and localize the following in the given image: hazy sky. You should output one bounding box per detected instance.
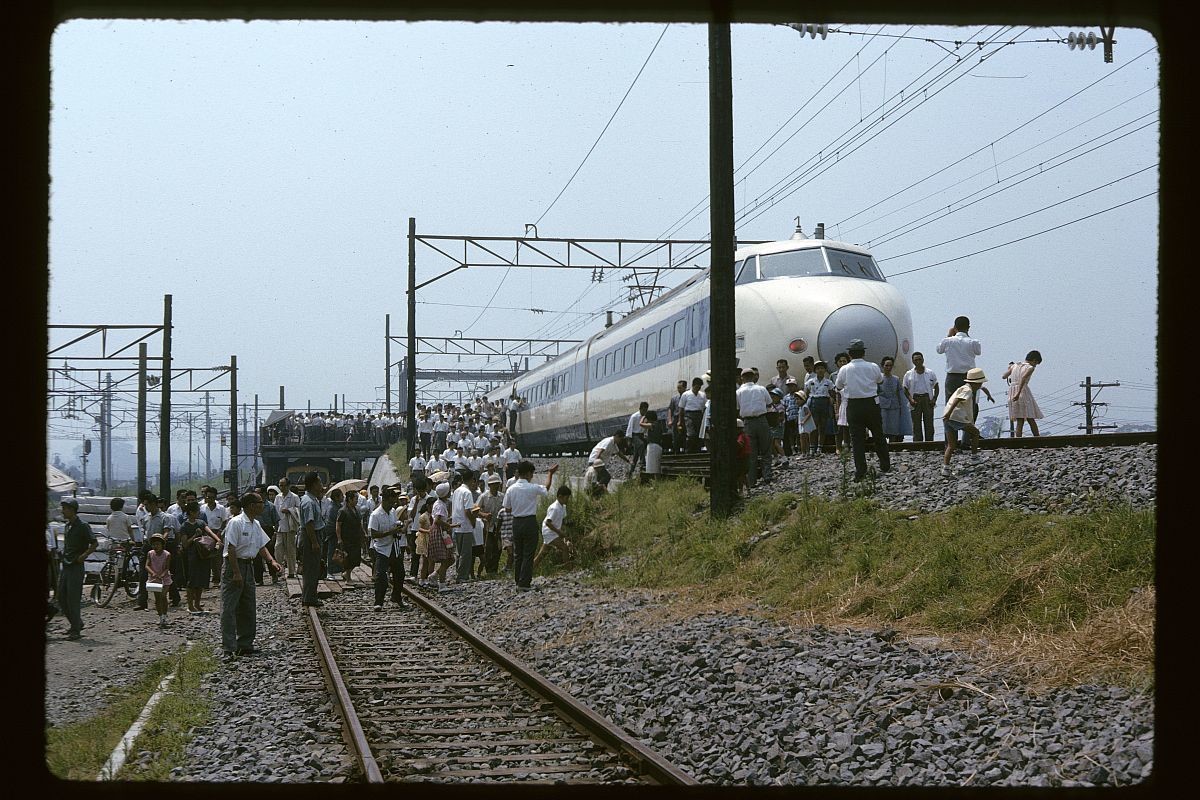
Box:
[47,19,1159,469]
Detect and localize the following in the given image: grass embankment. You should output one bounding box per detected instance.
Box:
[386,441,408,479]
[46,642,219,781]
[541,480,1155,688]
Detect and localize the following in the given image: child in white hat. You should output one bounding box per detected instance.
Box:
[941,367,986,477]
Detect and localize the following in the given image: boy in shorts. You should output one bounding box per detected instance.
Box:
[941,367,986,477]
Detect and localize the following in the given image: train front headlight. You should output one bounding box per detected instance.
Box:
[788,338,808,354]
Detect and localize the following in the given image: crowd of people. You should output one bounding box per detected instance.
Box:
[606,314,1044,490]
[262,411,409,446]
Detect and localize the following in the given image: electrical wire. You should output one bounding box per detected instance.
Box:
[885,190,1155,277]
[877,163,1157,262]
[532,24,671,229]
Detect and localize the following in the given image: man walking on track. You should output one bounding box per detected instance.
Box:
[221,491,283,660]
[299,472,326,608]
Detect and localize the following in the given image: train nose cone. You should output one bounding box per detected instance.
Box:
[817,304,899,362]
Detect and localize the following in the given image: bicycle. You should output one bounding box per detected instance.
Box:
[91,540,142,607]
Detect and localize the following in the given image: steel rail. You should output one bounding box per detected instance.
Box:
[401,584,699,786]
[305,606,385,783]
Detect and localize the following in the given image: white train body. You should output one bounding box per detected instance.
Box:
[487,234,913,454]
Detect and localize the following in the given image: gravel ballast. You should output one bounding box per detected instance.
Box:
[430,577,1153,787]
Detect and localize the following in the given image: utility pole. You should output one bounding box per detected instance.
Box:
[159,293,173,500]
[188,412,193,481]
[1074,377,1120,434]
[385,313,392,414]
[279,385,285,410]
[707,20,737,518]
[254,393,260,483]
[137,343,147,496]
[230,355,239,496]
[406,216,418,458]
[100,372,111,493]
[205,391,212,478]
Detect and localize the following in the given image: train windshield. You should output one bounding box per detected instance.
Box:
[756,247,885,281]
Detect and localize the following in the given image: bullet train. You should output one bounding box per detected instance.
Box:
[487,224,914,454]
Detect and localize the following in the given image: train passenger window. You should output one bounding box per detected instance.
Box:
[645,334,655,362]
[634,337,645,365]
[658,327,670,356]
[758,248,829,278]
[826,249,884,281]
[623,344,633,370]
[691,307,702,339]
[615,348,625,372]
[606,352,615,375]
[673,318,686,351]
[593,358,600,379]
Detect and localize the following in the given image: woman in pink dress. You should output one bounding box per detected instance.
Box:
[1002,350,1044,437]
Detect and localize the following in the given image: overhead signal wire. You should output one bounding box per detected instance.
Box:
[866,113,1157,249]
[837,83,1158,237]
[884,190,1155,277]
[532,23,671,229]
[625,24,897,264]
[731,26,1024,237]
[877,163,1157,262]
[672,25,1011,264]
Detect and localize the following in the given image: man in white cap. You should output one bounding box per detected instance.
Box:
[735,367,774,488]
[834,338,891,482]
[478,473,505,575]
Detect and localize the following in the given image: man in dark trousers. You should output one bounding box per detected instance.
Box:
[298,471,326,608]
[834,338,892,482]
[253,485,281,585]
[57,497,96,640]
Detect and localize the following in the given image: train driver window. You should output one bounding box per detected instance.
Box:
[673,318,686,351]
[735,256,758,285]
[758,248,829,278]
[658,326,670,357]
[826,249,884,281]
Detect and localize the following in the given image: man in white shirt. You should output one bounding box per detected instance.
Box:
[626,401,650,476]
[200,487,231,586]
[667,380,687,454]
[735,368,774,487]
[587,430,628,493]
[451,472,480,583]
[408,453,427,484]
[220,491,282,659]
[834,338,892,482]
[902,351,940,443]
[501,460,558,590]
[679,377,707,453]
[936,315,982,412]
[368,489,405,610]
[274,478,300,579]
[502,444,523,481]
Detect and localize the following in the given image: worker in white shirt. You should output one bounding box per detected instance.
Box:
[935,315,993,424]
[408,453,426,485]
[586,430,628,494]
[220,491,282,659]
[834,338,892,482]
[626,401,650,476]
[735,368,774,488]
[679,377,707,453]
[501,460,558,590]
[502,443,523,481]
[451,471,481,583]
[902,351,940,443]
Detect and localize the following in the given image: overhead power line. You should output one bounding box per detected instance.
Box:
[532,24,671,228]
[877,163,1157,262]
[886,190,1156,277]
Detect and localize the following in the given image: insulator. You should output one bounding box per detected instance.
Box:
[1086,32,1097,49]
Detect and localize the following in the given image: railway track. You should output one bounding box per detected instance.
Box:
[305,583,696,785]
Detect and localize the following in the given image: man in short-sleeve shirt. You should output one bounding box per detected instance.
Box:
[220,492,280,658]
[501,461,557,590]
[298,473,326,607]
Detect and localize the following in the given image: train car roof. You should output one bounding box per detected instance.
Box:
[735,236,873,259]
